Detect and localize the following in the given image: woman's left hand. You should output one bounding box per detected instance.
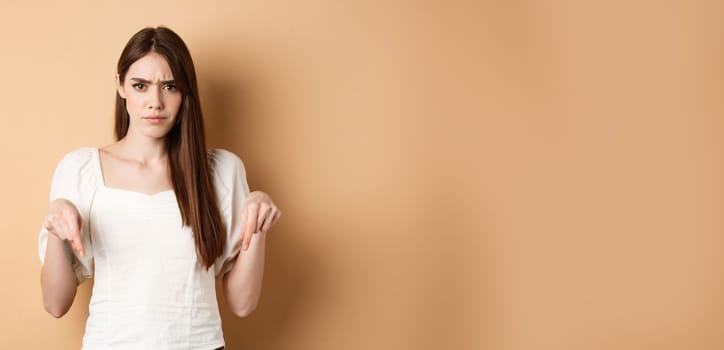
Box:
[240,191,281,250]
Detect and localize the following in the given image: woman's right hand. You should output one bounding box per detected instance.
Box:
[44,199,84,257]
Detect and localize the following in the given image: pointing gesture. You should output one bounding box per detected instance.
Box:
[43,199,85,257]
[240,191,281,251]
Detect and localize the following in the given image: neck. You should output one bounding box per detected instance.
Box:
[115,131,168,165]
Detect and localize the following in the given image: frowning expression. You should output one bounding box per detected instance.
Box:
[116,52,182,139]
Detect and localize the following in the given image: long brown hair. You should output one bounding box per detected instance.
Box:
[115,27,224,269]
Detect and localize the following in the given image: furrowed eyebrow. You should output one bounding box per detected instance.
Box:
[129,77,176,84]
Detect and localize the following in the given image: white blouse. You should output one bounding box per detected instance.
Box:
[38,147,249,349]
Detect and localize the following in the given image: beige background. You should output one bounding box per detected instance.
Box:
[1,0,723,349]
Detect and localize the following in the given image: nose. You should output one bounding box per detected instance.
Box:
[147,86,164,111]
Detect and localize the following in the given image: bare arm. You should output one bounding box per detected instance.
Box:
[41,236,79,318]
[40,199,84,318]
[222,231,267,317]
[221,190,280,317]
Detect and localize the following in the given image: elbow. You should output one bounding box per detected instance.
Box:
[42,290,73,318]
[44,302,70,318]
[231,302,258,318]
[42,290,73,319]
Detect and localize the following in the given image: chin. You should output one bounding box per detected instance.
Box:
[141,127,174,139]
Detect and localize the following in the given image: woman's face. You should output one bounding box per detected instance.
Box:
[116,52,182,140]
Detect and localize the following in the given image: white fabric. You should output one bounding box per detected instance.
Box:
[38,147,249,349]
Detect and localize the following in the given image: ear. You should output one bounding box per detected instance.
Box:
[116,74,127,99]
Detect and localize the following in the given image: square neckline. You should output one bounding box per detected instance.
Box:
[92,148,175,199]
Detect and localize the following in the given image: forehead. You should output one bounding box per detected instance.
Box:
[126,52,174,80]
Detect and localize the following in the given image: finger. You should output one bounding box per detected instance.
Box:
[260,210,276,233]
[56,218,81,255]
[44,215,68,242]
[240,206,248,241]
[56,213,74,241]
[256,204,271,233]
[243,203,259,251]
[55,209,83,256]
[67,214,84,257]
[270,208,281,226]
[43,217,52,231]
[44,214,57,234]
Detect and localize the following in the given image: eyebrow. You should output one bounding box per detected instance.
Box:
[129,77,176,84]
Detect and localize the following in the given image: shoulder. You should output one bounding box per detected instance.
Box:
[48,147,99,199]
[207,148,247,193]
[208,148,241,165]
[208,148,246,174]
[60,147,96,162]
[55,147,97,173]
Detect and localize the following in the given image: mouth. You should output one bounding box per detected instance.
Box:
[143,116,168,124]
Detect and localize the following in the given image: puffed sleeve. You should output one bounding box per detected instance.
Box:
[38,148,97,284]
[209,149,250,278]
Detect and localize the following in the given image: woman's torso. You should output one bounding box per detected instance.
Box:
[82,148,225,349]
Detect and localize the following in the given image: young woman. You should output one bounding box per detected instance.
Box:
[38,26,280,349]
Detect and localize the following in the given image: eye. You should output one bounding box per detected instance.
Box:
[163,84,177,91]
[132,83,146,90]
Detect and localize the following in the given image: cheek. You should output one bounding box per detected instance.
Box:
[168,94,183,112]
[124,96,143,116]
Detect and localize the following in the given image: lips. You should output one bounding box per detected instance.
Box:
[143,116,168,124]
